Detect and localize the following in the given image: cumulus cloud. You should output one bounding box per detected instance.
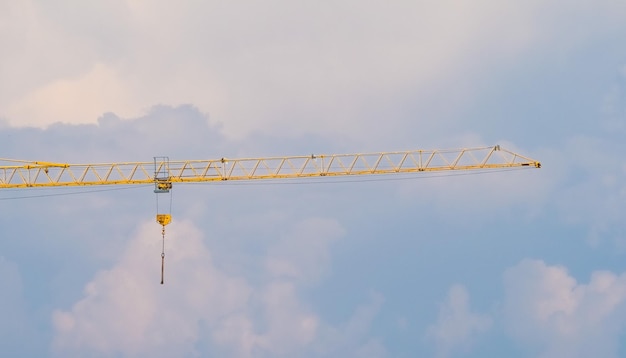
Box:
[6,0,620,141]
[503,259,626,358]
[426,284,492,358]
[50,215,382,357]
[10,63,133,126]
[210,280,319,358]
[51,220,252,356]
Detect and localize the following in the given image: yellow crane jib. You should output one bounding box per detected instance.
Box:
[0,146,541,189]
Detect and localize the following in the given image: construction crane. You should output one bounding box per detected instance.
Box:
[0,145,540,283]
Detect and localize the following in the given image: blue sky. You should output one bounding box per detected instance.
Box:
[1,1,626,357]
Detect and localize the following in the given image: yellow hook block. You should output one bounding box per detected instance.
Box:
[156,214,172,226]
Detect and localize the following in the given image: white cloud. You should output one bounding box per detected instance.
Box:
[10,63,134,127]
[211,281,319,358]
[51,215,379,357]
[257,281,318,354]
[5,0,617,139]
[503,259,626,358]
[51,220,252,356]
[426,284,492,358]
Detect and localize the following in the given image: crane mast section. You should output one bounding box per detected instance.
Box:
[0,146,540,189]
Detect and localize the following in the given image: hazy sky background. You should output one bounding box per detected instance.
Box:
[1,1,626,357]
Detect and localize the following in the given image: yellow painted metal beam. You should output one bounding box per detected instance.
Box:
[0,146,540,189]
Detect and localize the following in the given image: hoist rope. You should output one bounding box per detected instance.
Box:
[161,226,165,285]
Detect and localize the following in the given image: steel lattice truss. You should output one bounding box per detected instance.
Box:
[0,145,540,189]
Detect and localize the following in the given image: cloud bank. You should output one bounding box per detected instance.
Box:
[50,217,383,357]
[503,259,626,358]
